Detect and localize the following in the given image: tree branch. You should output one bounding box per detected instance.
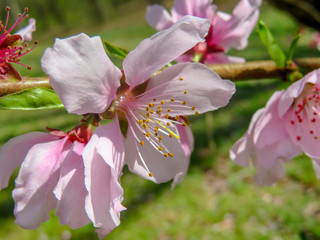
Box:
[1,58,320,97]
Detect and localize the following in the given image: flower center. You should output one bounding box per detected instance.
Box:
[290,83,320,141]
[114,76,197,177]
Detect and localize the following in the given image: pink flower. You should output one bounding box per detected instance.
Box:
[230,69,320,185]
[0,125,95,229]
[146,0,261,64]
[309,32,320,51]
[0,7,37,80]
[41,16,235,186]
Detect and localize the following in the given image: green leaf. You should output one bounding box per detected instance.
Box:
[287,34,301,64]
[103,40,129,60]
[0,87,64,110]
[257,20,287,67]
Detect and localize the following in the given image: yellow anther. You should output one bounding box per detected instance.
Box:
[150,110,154,114]
[140,141,144,146]
[146,132,151,137]
[170,98,174,102]
[160,100,165,105]
[148,103,154,107]
[158,136,163,141]
[155,133,158,136]
[191,106,195,110]
[158,147,163,151]
[149,172,153,177]
[138,120,143,125]
[157,109,162,114]
[195,111,199,115]
[184,90,188,94]
[182,101,187,105]
[167,122,170,126]
[146,119,150,123]
[168,153,174,157]
[158,105,162,109]
[182,122,187,126]
[146,113,150,117]
[175,116,180,120]
[167,109,171,112]
[169,133,173,138]
[165,114,169,118]
[179,77,184,81]
[164,153,168,157]
[143,123,147,129]
[146,107,150,111]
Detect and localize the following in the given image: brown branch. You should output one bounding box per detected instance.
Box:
[1,58,320,97]
[209,58,320,81]
[0,76,51,97]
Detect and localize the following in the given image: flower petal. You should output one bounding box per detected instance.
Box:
[0,132,54,190]
[124,120,189,184]
[41,33,121,115]
[171,0,216,21]
[253,91,288,148]
[210,0,261,51]
[123,16,210,89]
[230,108,265,167]
[13,137,71,229]
[139,62,235,115]
[278,69,320,117]
[146,5,174,31]
[253,160,286,186]
[83,121,125,238]
[15,18,36,41]
[204,52,245,64]
[54,141,90,229]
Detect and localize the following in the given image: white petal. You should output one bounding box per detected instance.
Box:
[123,16,210,89]
[41,33,121,115]
[0,132,54,190]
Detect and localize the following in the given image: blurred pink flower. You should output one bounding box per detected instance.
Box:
[41,15,235,187]
[0,125,98,229]
[230,69,320,185]
[309,32,320,51]
[146,0,261,64]
[0,7,37,80]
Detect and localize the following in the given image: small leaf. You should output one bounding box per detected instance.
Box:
[257,20,287,67]
[0,87,64,110]
[287,34,301,64]
[103,40,129,60]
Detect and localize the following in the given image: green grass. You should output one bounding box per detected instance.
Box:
[1,0,320,239]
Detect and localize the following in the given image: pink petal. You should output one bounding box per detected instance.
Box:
[204,52,245,64]
[123,16,210,89]
[253,91,288,148]
[210,0,261,51]
[0,132,54,190]
[146,5,174,31]
[13,137,71,229]
[139,62,235,116]
[124,121,189,184]
[171,0,216,21]
[311,159,320,179]
[253,160,286,186]
[54,141,90,229]
[177,124,194,159]
[83,121,125,238]
[15,18,36,41]
[230,108,265,167]
[278,70,320,117]
[41,33,122,115]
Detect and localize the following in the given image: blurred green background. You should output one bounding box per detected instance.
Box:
[0,0,320,239]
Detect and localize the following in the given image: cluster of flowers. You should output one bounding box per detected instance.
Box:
[0,0,319,238]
